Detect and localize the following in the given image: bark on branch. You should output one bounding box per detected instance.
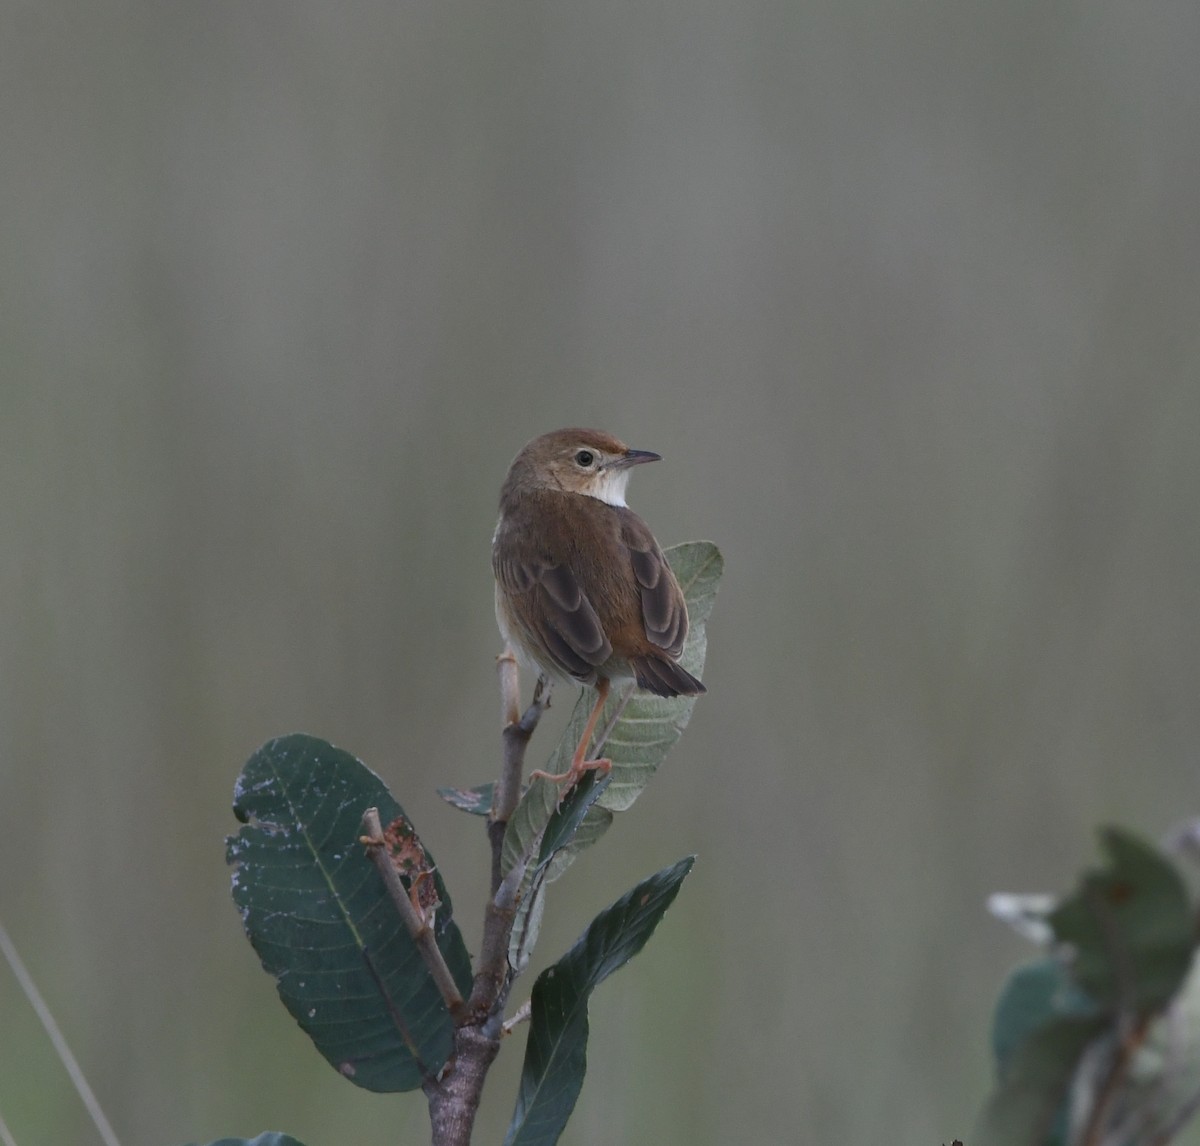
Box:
[420,651,549,1145]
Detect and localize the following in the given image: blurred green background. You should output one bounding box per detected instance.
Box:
[2,2,1199,1144]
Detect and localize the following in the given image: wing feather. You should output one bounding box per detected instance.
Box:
[621,514,689,658]
[493,547,612,679]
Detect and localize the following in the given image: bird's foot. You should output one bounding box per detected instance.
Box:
[529,756,612,792]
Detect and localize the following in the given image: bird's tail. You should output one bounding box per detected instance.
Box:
[631,655,707,698]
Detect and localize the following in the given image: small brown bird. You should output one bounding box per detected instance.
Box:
[492,427,705,787]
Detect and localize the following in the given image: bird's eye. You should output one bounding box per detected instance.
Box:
[575,450,595,467]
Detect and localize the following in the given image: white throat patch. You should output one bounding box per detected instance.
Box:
[585,467,631,508]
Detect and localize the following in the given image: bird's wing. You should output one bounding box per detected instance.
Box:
[620,512,689,659]
[494,548,613,680]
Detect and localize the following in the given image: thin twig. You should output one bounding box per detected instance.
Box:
[0,922,122,1146]
[490,661,549,896]
[498,647,521,728]
[493,662,549,830]
[1078,1017,1148,1146]
[501,999,532,1036]
[1076,874,1149,1146]
[360,808,467,1023]
[471,661,550,1017]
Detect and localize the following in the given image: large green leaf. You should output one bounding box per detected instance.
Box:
[503,542,722,878]
[504,856,695,1146]
[227,734,473,1092]
[1049,827,1194,1014]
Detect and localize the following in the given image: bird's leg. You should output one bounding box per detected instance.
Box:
[530,677,612,788]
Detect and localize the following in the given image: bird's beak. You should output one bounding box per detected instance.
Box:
[608,448,662,470]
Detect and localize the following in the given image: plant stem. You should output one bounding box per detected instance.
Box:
[422,656,549,1144]
[491,662,549,891]
[472,669,548,1015]
[501,999,532,1036]
[423,1025,502,1146]
[1079,1016,1148,1146]
[360,808,467,1022]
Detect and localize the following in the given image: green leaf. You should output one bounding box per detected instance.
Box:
[977,957,1104,1146]
[991,958,1100,1072]
[534,770,612,876]
[508,771,612,975]
[978,828,1200,1146]
[504,856,695,1146]
[189,1136,309,1146]
[503,542,722,878]
[978,1014,1109,1145]
[437,782,495,816]
[227,734,473,1093]
[1048,826,1194,1014]
[508,875,549,979]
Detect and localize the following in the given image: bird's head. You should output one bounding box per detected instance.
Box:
[507,427,661,507]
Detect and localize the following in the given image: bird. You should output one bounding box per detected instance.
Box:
[492,427,705,788]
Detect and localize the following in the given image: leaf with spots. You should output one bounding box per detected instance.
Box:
[437,782,495,816]
[227,734,472,1093]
